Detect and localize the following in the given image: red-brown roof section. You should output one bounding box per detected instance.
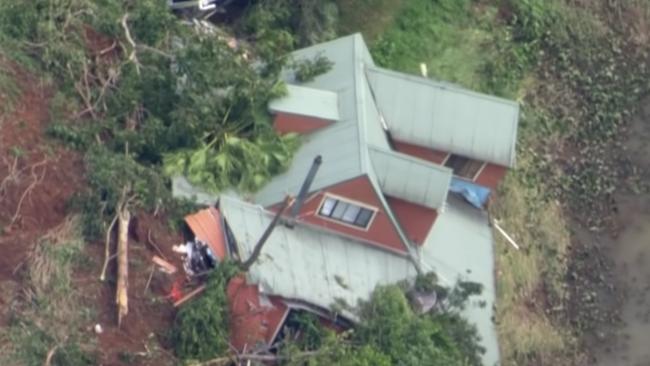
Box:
[227,276,289,351]
[184,207,227,260]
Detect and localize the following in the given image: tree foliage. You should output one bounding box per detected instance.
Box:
[293,54,334,83]
[0,0,333,235]
[172,261,240,361]
[282,283,485,366]
[239,0,339,49]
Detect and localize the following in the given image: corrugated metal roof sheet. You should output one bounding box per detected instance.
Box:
[184,207,227,260]
[369,147,452,209]
[172,175,218,206]
[269,84,340,121]
[227,275,289,352]
[254,123,362,207]
[255,35,364,207]
[219,196,417,319]
[255,34,390,208]
[419,196,500,365]
[365,66,519,167]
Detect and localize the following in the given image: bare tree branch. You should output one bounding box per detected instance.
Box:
[121,13,141,75]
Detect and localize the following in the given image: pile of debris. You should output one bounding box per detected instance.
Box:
[173,238,218,276]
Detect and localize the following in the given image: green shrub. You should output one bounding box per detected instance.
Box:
[240,0,339,48]
[293,54,333,82]
[172,262,239,361]
[281,284,484,366]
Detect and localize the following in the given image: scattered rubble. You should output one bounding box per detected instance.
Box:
[174,238,217,277]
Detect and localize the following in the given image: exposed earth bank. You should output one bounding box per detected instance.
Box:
[0,61,183,365]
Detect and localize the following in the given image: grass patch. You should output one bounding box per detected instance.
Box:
[0,216,96,366]
[335,0,405,42]
[363,1,580,363]
[0,59,19,122]
[487,0,650,362]
[491,171,579,365]
[367,0,502,90]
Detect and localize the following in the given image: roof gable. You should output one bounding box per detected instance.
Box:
[368,147,452,210]
[255,34,391,207]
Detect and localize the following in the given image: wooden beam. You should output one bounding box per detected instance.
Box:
[116,206,130,327]
[173,284,207,308]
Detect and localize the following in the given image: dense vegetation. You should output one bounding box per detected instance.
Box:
[281,284,484,366]
[172,261,239,361]
[0,0,309,239]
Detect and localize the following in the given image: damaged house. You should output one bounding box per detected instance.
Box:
[174,33,519,366]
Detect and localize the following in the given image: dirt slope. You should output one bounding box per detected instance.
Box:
[0,62,84,298]
[0,61,185,365]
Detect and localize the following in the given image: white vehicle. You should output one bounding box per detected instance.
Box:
[168,0,217,11]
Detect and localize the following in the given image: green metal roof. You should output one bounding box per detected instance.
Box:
[254,34,415,257]
[365,66,519,167]
[219,196,417,320]
[254,34,391,207]
[419,196,501,365]
[368,147,452,209]
[268,85,340,121]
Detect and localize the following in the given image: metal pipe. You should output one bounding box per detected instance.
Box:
[493,220,520,250]
[286,155,322,227]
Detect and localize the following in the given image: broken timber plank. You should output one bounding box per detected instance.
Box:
[116,206,130,327]
[173,284,206,308]
[152,255,177,274]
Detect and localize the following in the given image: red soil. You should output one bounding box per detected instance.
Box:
[0,61,186,365]
[0,62,84,283]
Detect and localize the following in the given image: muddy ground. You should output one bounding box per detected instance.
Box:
[592,99,650,366]
[0,61,185,365]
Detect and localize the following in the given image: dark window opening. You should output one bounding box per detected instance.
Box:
[318,196,375,229]
[444,154,484,180]
[271,308,352,352]
[223,218,239,261]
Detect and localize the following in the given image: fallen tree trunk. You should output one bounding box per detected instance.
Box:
[116,205,130,327]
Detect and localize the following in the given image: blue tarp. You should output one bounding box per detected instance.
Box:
[449,178,491,209]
